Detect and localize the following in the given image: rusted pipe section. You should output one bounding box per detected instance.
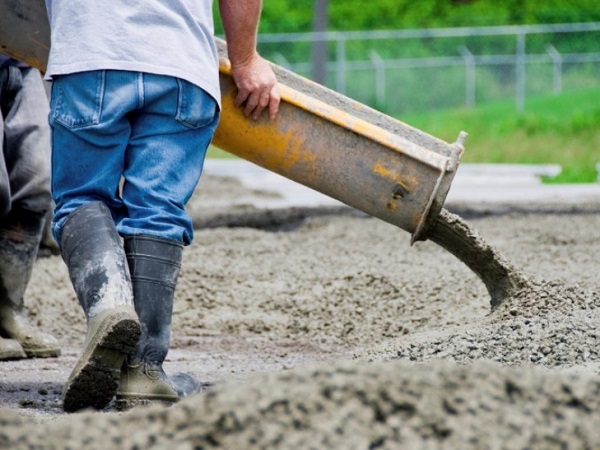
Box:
[0,0,50,71]
[213,39,465,242]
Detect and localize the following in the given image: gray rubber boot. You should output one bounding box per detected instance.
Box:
[0,209,61,358]
[59,202,141,413]
[0,337,26,360]
[116,235,201,410]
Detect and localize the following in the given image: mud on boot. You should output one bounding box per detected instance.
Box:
[0,336,26,360]
[0,310,61,358]
[116,362,177,409]
[116,235,202,410]
[62,307,141,412]
[116,361,201,410]
[59,202,141,412]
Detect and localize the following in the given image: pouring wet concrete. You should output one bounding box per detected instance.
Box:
[428,209,533,309]
[1,167,600,449]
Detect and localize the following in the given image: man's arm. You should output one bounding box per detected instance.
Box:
[219,0,280,120]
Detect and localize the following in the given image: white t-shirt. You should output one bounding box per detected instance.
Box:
[44,0,220,105]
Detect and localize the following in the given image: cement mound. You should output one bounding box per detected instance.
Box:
[2,173,600,449]
[2,359,600,449]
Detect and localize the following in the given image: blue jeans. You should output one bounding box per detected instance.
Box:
[49,70,219,245]
[0,65,51,217]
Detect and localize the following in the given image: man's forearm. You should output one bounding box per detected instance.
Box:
[217,0,280,121]
[219,0,262,67]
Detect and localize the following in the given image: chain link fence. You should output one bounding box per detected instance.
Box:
[256,23,600,116]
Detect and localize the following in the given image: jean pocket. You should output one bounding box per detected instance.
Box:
[50,71,104,129]
[175,79,218,129]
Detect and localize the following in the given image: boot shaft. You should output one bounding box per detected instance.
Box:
[60,201,134,320]
[124,235,182,366]
[119,235,203,408]
[0,209,45,309]
[0,209,61,358]
[125,235,182,291]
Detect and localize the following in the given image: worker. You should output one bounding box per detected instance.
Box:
[44,0,280,411]
[0,55,61,360]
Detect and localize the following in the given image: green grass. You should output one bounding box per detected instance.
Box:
[401,87,600,183]
[206,146,238,159]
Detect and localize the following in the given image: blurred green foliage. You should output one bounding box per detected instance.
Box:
[214,1,600,34]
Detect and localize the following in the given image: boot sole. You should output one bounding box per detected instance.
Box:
[115,395,178,411]
[63,308,141,413]
[23,346,61,359]
[0,347,27,361]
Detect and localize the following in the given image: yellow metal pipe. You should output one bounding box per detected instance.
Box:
[213,39,465,241]
[217,59,450,171]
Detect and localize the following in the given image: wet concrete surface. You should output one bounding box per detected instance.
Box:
[1,161,600,449]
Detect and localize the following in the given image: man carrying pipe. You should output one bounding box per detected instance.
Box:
[42,0,280,412]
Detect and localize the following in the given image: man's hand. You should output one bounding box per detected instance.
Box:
[231,52,280,121]
[218,0,280,120]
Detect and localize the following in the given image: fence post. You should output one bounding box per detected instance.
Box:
[370,50,386,107]
[335,37,346,94]
[516,31,526,114]
[546,44,563,94]
[311,0,329,85]
[274,53,291,70]
[459,46,476,108]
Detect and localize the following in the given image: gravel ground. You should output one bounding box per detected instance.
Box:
[1,172,600,449]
